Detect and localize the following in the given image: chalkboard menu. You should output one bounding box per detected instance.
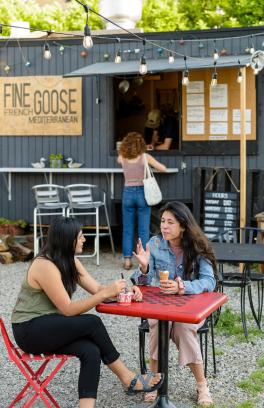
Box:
[203,191,239,239]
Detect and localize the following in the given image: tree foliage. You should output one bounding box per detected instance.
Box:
[0,0,264,35]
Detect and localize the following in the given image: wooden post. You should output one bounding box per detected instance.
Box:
[240,67,247,229]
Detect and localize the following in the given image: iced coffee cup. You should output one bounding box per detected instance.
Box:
[159,270,169,281]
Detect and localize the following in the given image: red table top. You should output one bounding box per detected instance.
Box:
[96,286,228,324]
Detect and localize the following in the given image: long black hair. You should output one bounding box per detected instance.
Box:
[39,217,82,297]
[159,201,218,282]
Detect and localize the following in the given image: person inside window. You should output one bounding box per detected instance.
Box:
[144,109,178,150]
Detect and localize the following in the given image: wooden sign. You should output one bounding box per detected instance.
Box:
[203,191,239,239]
[0,76,82,136]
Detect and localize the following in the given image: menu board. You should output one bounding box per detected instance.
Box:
[203,191,239,239]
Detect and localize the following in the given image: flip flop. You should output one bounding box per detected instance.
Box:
[125,372,164,395]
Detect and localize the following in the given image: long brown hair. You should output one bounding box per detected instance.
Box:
[119,132,146,159]
[160,201,218,282]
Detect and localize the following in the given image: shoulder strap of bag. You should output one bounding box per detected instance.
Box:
[144,153,154,179]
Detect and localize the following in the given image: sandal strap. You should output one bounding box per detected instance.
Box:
[127,372,155,393]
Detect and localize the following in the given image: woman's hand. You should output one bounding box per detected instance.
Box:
[131,285,143,302]
[160,279,179,295]
[103,279,126,299]
[133,239,150,273]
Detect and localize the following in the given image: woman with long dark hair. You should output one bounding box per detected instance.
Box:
[132,201,217,406]
[11,217,164,408]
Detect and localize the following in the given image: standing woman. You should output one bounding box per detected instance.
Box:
[132,201,217,406]
[118,132,167,270]
[11,217,164,408]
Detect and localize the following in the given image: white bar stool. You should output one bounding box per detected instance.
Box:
[32,184,68,256]
[64,184,115,265]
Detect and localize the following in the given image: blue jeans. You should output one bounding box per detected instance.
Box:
[122,186,151,257]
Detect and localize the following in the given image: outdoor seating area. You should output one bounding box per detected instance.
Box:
[0,254,263,408]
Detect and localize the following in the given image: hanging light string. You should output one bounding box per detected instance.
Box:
[211,61,218,87]
[0,19,263,65]
[182,56,189,86]
[237,60,243,83]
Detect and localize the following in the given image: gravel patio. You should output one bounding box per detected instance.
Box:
[0,251,263,408]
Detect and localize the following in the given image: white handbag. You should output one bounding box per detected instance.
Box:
[143,154,162,206]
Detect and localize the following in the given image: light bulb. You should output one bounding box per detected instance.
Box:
[237,70,243,83]
[115,50,121,64]
[43,44,51,60]
[211,73,218,87]
[139,56,147,75]
[168,52,174,64]
[253,63,259,75]
[250,46,255,54]
[213,49,219,61]
[182,70,189,86]
[83,24,93,49]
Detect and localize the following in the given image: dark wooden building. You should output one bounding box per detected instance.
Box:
[0,25,264,234]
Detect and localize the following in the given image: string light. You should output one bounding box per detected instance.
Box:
[114,38,121,63]
[253,62,259,75]
[4,65,11,74]
[249,35,255,54]
[43,42,51,60]
[237,61,243,83]
[211,62,218,87]
[139,39,147,75]
[168,51,174,64]
[25,61,31,67]
[213,40,219,61]
[59,45,65,55]
[182,56,189,86]
[83,5,93,49]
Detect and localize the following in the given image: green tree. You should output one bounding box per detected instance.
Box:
[139,0,181,32]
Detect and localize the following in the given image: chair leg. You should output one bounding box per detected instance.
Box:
[248,284,261,330]
[241,284,248,338]
[96,207,100,266]
[33,208,38,257]
[258,281,263,327]
[139,330,147,374]
[104,204,115,256]
[210,315,217,376]
[9,356,67,408]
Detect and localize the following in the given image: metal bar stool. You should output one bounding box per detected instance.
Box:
[65,184,115,265]
[32,184,68,256]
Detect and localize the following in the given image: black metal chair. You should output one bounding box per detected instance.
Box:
[138,315,216,377]
[212,227,264,337]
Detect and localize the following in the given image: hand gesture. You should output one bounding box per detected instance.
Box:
[133,239,150,272]
[104,279,126,299]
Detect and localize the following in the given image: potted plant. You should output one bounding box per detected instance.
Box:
[49,153,63,168]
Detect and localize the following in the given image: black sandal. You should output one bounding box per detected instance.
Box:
[125,372,164,395]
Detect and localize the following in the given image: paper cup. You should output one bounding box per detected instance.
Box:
[117,291,133,305]
[159,270,169,281]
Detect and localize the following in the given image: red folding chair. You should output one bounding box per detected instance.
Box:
[0,317,75,407]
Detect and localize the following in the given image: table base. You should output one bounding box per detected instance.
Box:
[135,395,190,408]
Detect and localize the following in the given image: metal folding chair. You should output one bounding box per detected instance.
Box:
[32,184,68,256]
[212,227,264,337]
[65,184,115,265]
[138,316,216,377]
[0,317,75,408]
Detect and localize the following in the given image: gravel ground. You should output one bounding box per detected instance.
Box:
[0,252,263,408]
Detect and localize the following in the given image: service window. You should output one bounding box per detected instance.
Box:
[113,72,181,153]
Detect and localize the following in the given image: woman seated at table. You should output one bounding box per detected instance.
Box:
[131,201,217,406]
[11,217,164,408]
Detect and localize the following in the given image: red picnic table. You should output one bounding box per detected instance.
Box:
[97,286,228,408]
